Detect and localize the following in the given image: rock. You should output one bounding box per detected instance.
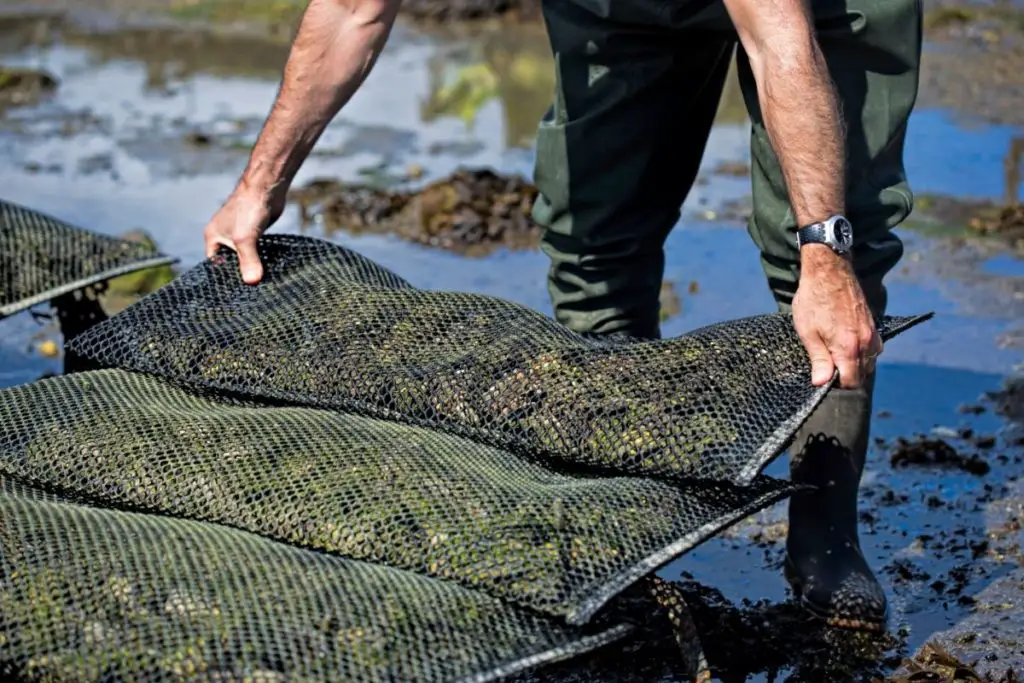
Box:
[888,436,991,476]
[891,569,1024,681]
[0,66,58,107]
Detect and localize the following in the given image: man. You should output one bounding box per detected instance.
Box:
[203,0,921,632]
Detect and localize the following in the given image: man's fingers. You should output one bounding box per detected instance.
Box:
[860,330,883,380]
[204,230,231,260]
[803,334,835,387]
[234,238,264,285]
[836,355,862,389]
[835,336,863,388]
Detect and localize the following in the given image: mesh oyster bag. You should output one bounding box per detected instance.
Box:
[0,369,797,627]
[0,198,177,318]
[66,235,932,485]
[0,478,631,683]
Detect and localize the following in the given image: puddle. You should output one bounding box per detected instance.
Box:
[0,8,1023,681]
[983,252,1024,277]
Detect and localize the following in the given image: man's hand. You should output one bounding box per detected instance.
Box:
[719,0,881,387]
[203,187,286,285]
[793,246,882,389]
[202,0,401,283]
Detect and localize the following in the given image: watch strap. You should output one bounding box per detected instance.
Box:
[796,222,829,248]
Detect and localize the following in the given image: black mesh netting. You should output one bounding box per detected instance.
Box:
[66,234,932,485]
[0,368,797,627]
[0,229,934,681]
[0,476,633,683]
[0,198,177,318]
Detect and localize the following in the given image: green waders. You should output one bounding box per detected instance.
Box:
[531,0,922,630]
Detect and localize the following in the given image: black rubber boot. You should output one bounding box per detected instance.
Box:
[783,372,889,632]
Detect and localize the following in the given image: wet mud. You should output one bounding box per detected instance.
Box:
[920,2,1024,127]
[534,575,1023,682]
[988,374,1024,425]
[290,169,690,321]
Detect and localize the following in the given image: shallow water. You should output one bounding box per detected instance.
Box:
[983,251,1024,277]
[0,9,1022,680]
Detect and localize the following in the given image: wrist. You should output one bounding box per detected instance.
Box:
[237,171,289,205]
[800,243,853,276]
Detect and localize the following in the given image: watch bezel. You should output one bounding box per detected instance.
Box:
[826,215,853,252]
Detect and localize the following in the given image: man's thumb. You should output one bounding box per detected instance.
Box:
[235,240,264,285]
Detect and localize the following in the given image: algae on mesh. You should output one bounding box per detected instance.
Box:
[0,370,699,620]
[0,491,583,682]
[99,276,775,481]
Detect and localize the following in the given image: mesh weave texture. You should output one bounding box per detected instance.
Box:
[0,369,797,626]
[0,477,631,683]
[0,198,177,318]
[66,235,932,485]
[1,230,933,681]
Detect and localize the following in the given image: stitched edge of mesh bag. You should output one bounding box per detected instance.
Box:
[569,474,800,623]
[0,476,635,683]
[735,311,934,484]
[0,198,179,318]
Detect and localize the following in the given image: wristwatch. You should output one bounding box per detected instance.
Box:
[796,215,853,256]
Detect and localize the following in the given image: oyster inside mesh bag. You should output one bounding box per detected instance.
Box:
[66,235,932,485]
[0,478,631,683]
[0,198,178,318]
[0,369,798,627]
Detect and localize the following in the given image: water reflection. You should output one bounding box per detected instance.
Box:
[0,9,748,153]
[418,23,748,150]
[420,23,554,149]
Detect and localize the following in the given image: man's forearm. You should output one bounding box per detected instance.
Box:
[752,41,846,232]
[239,0,400,198]
[725,0,848,261]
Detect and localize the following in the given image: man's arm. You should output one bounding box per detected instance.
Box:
[722,0,845,229]
[722,0,882,389]
[204,0,402,284]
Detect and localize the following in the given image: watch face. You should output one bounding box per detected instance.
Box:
[832,217,853,247]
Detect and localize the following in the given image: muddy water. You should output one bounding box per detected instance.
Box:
[0,7,1023,681]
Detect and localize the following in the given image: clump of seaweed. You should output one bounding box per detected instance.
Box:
[0,67,58,107]
[289,168,542,256]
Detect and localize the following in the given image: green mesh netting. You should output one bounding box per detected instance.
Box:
[0,477,632,683]
[0,369,797,627]
[66,235,932,485]
[0,198,178,318]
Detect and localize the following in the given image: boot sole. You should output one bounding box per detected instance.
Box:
[782,556,888,634]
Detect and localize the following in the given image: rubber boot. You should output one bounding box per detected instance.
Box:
[783,372,889,631]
